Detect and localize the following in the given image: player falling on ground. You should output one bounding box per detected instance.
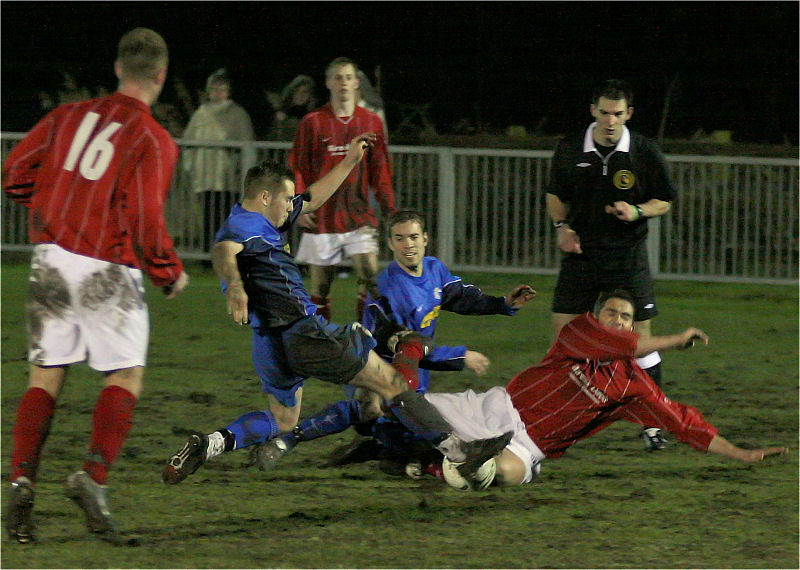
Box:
[417,289,788,489]
[162,139,511,486]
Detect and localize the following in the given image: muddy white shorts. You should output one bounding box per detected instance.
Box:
[294,226,379,266]
[26,244,149,371]
[425,386,546,484]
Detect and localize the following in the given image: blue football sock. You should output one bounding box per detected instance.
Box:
[371,418,420,457]
[225,410,280,450]
[290,399,364,443]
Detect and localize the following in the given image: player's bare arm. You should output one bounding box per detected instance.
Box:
[605,198,671,222]
[304,133,377,213]
[211,240,248,325]
[635,327,709,357]
[706,434,789,463]
[505,284,536,308]
[546,193,582,253]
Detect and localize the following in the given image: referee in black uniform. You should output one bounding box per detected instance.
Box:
[546,79,677,451]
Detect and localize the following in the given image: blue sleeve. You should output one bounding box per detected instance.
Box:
[215,217,247,245]
[440,279,516,316]
[423,345,467,371]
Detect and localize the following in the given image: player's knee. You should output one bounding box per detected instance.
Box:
[352,354,406,400]
[494,449,527,486]
[353,388,385,422]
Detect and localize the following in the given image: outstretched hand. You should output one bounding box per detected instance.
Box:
[464,350,490,375]
[344,132,377,166]
[505,284,536,308]
[678,327,709,349]
[737,447,790,462]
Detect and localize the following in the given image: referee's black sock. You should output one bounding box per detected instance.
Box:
[644,362,662,387]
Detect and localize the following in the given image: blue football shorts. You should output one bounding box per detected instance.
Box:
[252,314,377,407]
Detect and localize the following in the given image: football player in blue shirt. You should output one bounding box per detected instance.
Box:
[162,137,512,485]
[252,209,535,472]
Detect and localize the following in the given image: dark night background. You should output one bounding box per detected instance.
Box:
[2,1,798,145]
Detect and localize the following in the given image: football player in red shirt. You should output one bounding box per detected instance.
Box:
[422,289,788,488]
[3,28,188,544]
[290,57,394,322]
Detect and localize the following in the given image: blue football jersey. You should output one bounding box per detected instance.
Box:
[215,197,316,329]
[363,256,516,391]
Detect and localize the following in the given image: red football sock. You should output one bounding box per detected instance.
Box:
[83,385,137,485]
[311,295,331,321]
[11,387,56,483]
[424,459,444,481]
[392,341,425,391]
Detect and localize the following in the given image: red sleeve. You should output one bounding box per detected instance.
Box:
[368,116,394,213]
[2,112,55,206]
[619,371,718,451]
[554,313,638,361]
[289,115,315,194]
[126,129,183,287]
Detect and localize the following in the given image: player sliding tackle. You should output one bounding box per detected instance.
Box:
[416,289,788,489]
[163,134,511,485]
[259,289,788,490]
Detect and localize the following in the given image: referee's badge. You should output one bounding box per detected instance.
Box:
[613,169,636,190]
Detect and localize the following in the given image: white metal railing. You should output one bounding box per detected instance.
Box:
[2,133,797,284]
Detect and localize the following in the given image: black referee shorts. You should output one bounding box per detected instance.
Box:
[551,243,658,321]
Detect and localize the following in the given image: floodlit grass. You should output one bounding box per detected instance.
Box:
[1,260,797,568]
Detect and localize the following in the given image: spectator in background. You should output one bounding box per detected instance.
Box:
[151,76,196,138]
[268,74,317,141]
[183,68,255,252]
[56,71,91,105]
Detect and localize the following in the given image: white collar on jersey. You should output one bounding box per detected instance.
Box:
[583,123,631,153]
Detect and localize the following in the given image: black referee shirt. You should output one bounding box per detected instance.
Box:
[547,124,677,249]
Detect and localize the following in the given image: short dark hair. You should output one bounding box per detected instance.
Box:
[593,289,637,316]
[593,79,633,107]
[326,57,359,78]
[386,210,426,237]
[116,28,168,82]
[243,160,294,199]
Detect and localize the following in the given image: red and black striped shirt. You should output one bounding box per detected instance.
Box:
[289,103,394,234]
[3,92,183,287]
[507,313,717,458]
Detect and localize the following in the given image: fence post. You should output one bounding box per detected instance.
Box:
[647,217,661,277]
[437,147,456,265]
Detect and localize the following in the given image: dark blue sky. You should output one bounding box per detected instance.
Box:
[2,1,797,143]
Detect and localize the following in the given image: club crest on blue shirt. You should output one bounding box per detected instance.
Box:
[613,169,636,190]
[434,287,442,300]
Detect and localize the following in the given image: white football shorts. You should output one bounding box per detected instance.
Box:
[26,244,149,371]
[425,386,546,484]
[294,226,379,266]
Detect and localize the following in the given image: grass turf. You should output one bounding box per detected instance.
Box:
[1,260,797,568]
